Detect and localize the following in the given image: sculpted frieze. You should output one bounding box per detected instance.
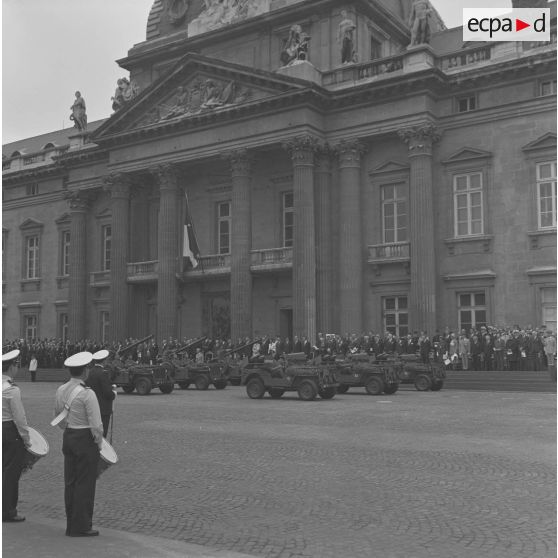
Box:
[137,77,253,126]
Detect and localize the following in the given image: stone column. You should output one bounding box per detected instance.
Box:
[398,124,441,335]
[66,192,90,342]
[336,139,366,335]
[225,149,253,341]
[152,165,180,343]
[314,145,334,335]
[284,135,318,344]
[104,174,131,343]
[147,186,159,262]
[129,184,149,263]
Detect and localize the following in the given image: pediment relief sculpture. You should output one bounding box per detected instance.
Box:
[112,77,141,112]
[138,77,253,126]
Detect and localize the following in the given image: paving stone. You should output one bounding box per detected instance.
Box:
[8,383,556,558]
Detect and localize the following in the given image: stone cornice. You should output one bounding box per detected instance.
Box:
[2,165,66,186]
[2,191,64,210]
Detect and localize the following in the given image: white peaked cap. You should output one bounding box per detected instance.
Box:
[64,351,93,368]
[92,349,110,361]
[2,349,20,363]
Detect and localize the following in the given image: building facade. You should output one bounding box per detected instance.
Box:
[2,0,557,344]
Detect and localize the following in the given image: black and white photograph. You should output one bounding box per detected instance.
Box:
[2,0,556,556]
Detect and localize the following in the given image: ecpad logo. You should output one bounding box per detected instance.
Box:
[463,8,550,42]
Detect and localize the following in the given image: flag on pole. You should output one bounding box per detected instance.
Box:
[183,192,201,270]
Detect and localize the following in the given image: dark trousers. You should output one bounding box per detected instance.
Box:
[2,422,27,519]
[62,429,100,535]
[101,414,111,438]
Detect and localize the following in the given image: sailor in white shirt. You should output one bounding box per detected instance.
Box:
[54,352,103,537]
[2,349,30,523]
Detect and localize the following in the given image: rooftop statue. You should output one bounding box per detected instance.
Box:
[70,91,87,132]
[408,0,432,47]
[338,11,357,65]
[280,24,311,67]
[111,77,140,112]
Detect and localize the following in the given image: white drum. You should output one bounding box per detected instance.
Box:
[22,427,49,474]
[97,438,118,478]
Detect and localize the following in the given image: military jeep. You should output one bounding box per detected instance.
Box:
[331,353,400,395]
[241,353,338,401]
[175,361,230,390]
[395,354,446,391]
[110,362,175,395]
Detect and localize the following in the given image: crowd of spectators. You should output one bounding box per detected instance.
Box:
[3,323,556,373]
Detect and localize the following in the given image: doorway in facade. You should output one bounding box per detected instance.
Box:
[279,308,293,341]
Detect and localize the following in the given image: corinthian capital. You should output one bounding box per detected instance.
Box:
[103,172,132,198]
[149,164,180,191]
[283,134,319,166]
[335,139,367,168]
[398,123,441,156]
[223,148,252,178]
[64,190,93,211]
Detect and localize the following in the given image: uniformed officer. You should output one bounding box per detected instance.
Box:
[2,349,31,523]
[86,350,116,437]
[54,352,103,537]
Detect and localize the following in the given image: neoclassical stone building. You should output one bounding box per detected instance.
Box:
[2,0,557,344]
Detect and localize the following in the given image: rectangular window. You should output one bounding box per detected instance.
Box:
[282,192,294,248]
[59,313,69,342]
[540,79,557,97]
[383,296,408,337]
[24,314,38,342]
[100,311,110,343]
[102,225,112,271]
[61,230,70,276]
[26,183,39,196]
[456,95,476,113]
[537,161,557,229]
[25,235,40,279]
[458,292,487,332]
[454,172,483,237]
[382,183,407,243]
[370,37,382,60]
[217,201,231,255]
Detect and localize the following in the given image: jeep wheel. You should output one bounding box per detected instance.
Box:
[135,377,152,396]
[383,383,399,395]
[214,380,227,390]
[194,375,210,390]
[298,380,317,401]
[415,374,432,391]
[246,378,265,399]
[365,377,384,395]
[430,380,444,391]
[159,383,174,394]
[178,382,190,390]
[319,387,336,399]
[336,384,349,394]
[122,385,135,394]
[268,388,285,399]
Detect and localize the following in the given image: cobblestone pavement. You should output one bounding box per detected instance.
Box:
[12,383,556,558]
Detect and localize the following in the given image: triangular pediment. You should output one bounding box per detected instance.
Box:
[93,53,313,141]
[522,133,557,152]
[442,147,492,165]
[369,160,410,175]
[55,212,72,225]
[19,218,44,231]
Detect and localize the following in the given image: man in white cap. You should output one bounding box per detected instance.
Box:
[53,352,103,537]
[86,350,116,437]
[2,349,31,522]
